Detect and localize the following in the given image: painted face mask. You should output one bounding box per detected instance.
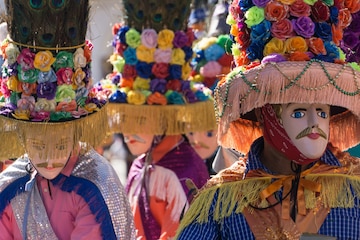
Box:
[123,134,155,156]
[186,130,218,159]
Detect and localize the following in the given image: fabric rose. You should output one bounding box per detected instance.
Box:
[133,77,150,90]
[136,62,153,78]
[173,31,188,48]
[75,87,88,104]
[263,37,286,56]
[197,37,218,50]
[21,82,37,96]
[331,24,343,45]
[265,1,289,22]
[204,44,226,61]
[83,103,99,113]
[35,98,56,112]
[71,108,88,119]
[311,1,330,22]
[165,90,185,104]
[244,6,265,27]
[136,45,155,63]
[56,67,73,85]
[250,20,271,43]
[116,26,130,44]
[109,53,125,72]
[152,63,169,79]
[141,29,158,48]
[322,0,334,6]
[271,19,295,40]
[123,48,138,65]
[122,64,137,79]
[125,28,141,48]
[182,63,192,80]
[154,48,172,63]
[342,31,358,49]
[17,48,35,71]
[12,109,30,120]
[127,90,147,105]
[55,99,77,112]
[292,16,315,38]
[306,37,326,55]
[73,48,87,69]
[253,0,271,8]
[147,92,168,105]
[84,40,93,63]
[31,111,50,121]
[55,84,76,102]
[285,36,308,53]
[344,0,360,13]
[166,79,182,91]
[288,51,311,61]
[72,68,86,89]
[185,28,196,47]
[315,41,339,62]
[169,65,182,80]
[109,90,127,103]
[261,53,287,64]
[38,69,57,84]
[18,68,39,84]
[315,22,333,42]
[170,48,186,65]
[200,61,222,78]
[34,50,56,72]
[183,46,194,62]
[158,29,175,49]
[337,9,352,29]
[36,82,57,100]
[115,42,127,56]
[329,6,339,25]
[278,0,296,4]
[289,0,311,17]
[7,76,21,92]
[52,51,74,71]
[150,78,167,94]
[50,111,72,121]
[17,95,35,111]
[120,78,134,88]
[303,0,317,5]
[240,0,255,11]
[247,41,265,60]
[5,43,20,65]
[237,26,251,49]
[346,11,360,32]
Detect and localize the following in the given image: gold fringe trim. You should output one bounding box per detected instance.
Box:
[216,61,360,153]
[106,100,217,135]
[0,104,109,160]
[177,174,360,234]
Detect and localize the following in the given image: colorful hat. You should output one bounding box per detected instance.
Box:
[215,0,360,154]
[0,0,108,159]
[95,0,217,135]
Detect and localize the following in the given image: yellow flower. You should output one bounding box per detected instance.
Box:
[133,77,150,90]
[108,53,125,72]
[34,50,56,72]
[192,74,204,83]
[73,48,87,69]
[158,29,175,49]
[12,109,30,120]
[263,38,286,56]
[182,63,192,80]
[72,68,86,90]
[278,0,296,4]
[84,103,99,113]
[136,45,155,63]
[197,37,218,50]
[127,90,146,105]
[285,36,308,53]
[171,48,186,65]
[7,76,21,92]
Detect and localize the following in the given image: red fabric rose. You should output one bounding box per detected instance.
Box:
[166,79,182,91]
[306,37,326,55]
[115,43,127,56]
[122,64,137,79]
[332,24,343,46]
[56,68,73,85]
[217,54,233,67]
[344,0,360,13]
[271,19,295,40]
[203,77,217,88]
[289,0,311,17]
[265,1,289,22]
[152,63,169,79]
[311,1,330,22]
[112,23,122,35]
[237,27,251,49]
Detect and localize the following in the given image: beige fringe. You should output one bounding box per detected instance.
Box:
[177,174,360,234]
[0,104,109,160]
[106,100,217,135]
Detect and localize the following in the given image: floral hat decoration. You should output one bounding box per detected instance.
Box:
[0,0,108,158]
[214,0,360,154]
[95,0,217,135]
[189,34,234,91]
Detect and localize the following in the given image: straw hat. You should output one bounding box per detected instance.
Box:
[215,0,360,154]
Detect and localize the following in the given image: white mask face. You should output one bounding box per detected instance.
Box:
[280,103,330,159]
[25,128,74,179]
[186,130,218,159]
[123,134,154,156]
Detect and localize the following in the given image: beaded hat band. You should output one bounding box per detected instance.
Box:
[215,60,360,154]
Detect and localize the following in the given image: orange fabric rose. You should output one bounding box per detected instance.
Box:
[120,77,134,88]
[55,100,77,112]
[265,1,289,21]
[344,0,360,13]
[288,51,310,61]
[338,8,352,29]
[285,36,308,53]
[147,92,167,105]
[331,25,343,46]
[306,37,326,55]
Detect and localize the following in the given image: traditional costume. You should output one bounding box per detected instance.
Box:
[176,0,360,239]
[95,0,218,238]
[0,1,135,239]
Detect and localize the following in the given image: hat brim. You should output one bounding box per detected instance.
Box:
[215,60,360,153]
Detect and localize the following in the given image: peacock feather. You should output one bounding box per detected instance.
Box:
[5,0,89,51]
[123,0,192,32]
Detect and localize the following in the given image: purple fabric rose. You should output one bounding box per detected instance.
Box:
[343,31,359,49]
[183,89,197,103]
[36,82,57,100]
[150,78,167,94]
[253,0,271,8]
[292,16,315,38]
[173,31,189,48]
[38,69,57,83]
[261,53,287,64]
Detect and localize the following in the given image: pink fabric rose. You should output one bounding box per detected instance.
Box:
[154,49,172,63]
[17,48,35,71]
[271,19,295,40]
[56,68,73,85]
[141,29,158,48]
[200,61,222,78]
[289,0,311,17]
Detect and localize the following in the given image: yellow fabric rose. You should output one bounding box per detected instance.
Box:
[158,29,175,49]
[109,53,125,72]
[263,38,286,56]
[197,37,218,50]
[35,98,57,112]
[171,48,186,65]
[84,103,99,113]
[72,68,86,90]
[120,87,131,94]
[136,45,155,63]
[12,109,30,120]
[192,74,204,83]
[127,90,147,105]
[34,50,56,72]
[7,76,21,92]
[278,0,296,4]
[285,36,308,53]
[133,77,150,90]
[182,63,192,80]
